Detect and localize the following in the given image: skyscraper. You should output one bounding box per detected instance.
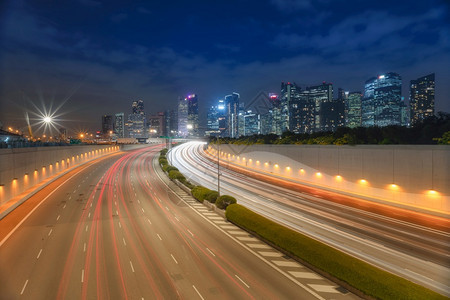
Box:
[308,82,333,132]
[148,112,165,137]
[410,73,435,125]
[164,109,178,137]
[101,115,113,135]
[243,110,260,136]
[186,94,199,136]
[362,77,376,127]
[225,92,240,138]
[128,100,146,138]
[346,92,362,128]
[280,82,300,132]
[177,96,188,137]
[362,73,402,127]
[114,112,125,138]
[206,105,220,136]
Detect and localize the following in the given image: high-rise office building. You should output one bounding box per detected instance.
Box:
[164,109,178,137]
[281,82,300,132]
[206,105,220,136]
[362,77,376,127]
[362,73,402,127]
[128,100,146,138]
[177,96,188,137]
[243,111,260,136]
[346,92,362,128]
[308,82,333,132]
[225,92,240,138]
[114,112,125,138]
[101,115,113,135]
[410,73,435,126]
[268,93,283,135]
[148,112,165,137]
[186,94,199,136]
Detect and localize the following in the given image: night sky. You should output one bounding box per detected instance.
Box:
[1,0,449,135]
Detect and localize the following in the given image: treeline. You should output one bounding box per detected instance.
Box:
[211,112,450,145]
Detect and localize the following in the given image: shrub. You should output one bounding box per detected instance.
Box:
[180,179,195,189]
[216,195,237,209]
[160,148,168,155]
[205,191,219,203]
[159,157,168,165]
[168,170,185,181]
[191,186,212,203]
[163,165,178,173]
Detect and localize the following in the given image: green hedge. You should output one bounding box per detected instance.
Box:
[216,195,237,209]
[225,204,445,300]
[163,165,178,173]
[205,191,219,203]
[180,178,195,189]
[160,148,168,155]
[168,170,185,181]
[191,186,212,203]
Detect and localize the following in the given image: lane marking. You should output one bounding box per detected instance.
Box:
[171,254,178,264]
[81,269,85,283]
[90,203,93,208]
[187,229,194,237]
[147,219,152,225]
[122,238,127,246]
[83,243,86,252]
[137,199,141,204]
[130,261,135,273]
[165,206,169,211]
[20,279,29,295]
[174,216,180,222]
[36,249,43,259]
[235,275,250,288]
[56,215,60,221]
[157,234,162,241]
[63,204,66,209]
[115,201,117,206]
[192,285,204,300]
[116,210,119,215]
[88,212,91,218]
[48,229,53,236]
[118,222,122,228]
[141,208,145,213]
[85,225,88,232]
[0,165,91,247]
[206,248,215,257]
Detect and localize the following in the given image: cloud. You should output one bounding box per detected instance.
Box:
[78,0,102,6]
[79,0,101,7]
[270,0,328,11]
[215,44,240,53]
[110,13,127,23]
[137,7,151,15]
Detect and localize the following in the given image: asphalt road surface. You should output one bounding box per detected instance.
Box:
[0,145,358,300]
[170,141,450,297]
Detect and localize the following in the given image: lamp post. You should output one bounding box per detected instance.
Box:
[217,139,220,196]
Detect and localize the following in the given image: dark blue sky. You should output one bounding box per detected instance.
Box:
[1,0,449,134]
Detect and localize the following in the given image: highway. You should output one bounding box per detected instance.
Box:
[0,145,358,299]
[170,141,450,297]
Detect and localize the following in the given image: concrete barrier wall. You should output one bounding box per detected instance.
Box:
[0,145,121,205]
[207,144,450,214]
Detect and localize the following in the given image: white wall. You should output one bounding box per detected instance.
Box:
[208,144,450,214]
[0,145,121,207]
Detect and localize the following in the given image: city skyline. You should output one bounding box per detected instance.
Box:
[1,0,449,133]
